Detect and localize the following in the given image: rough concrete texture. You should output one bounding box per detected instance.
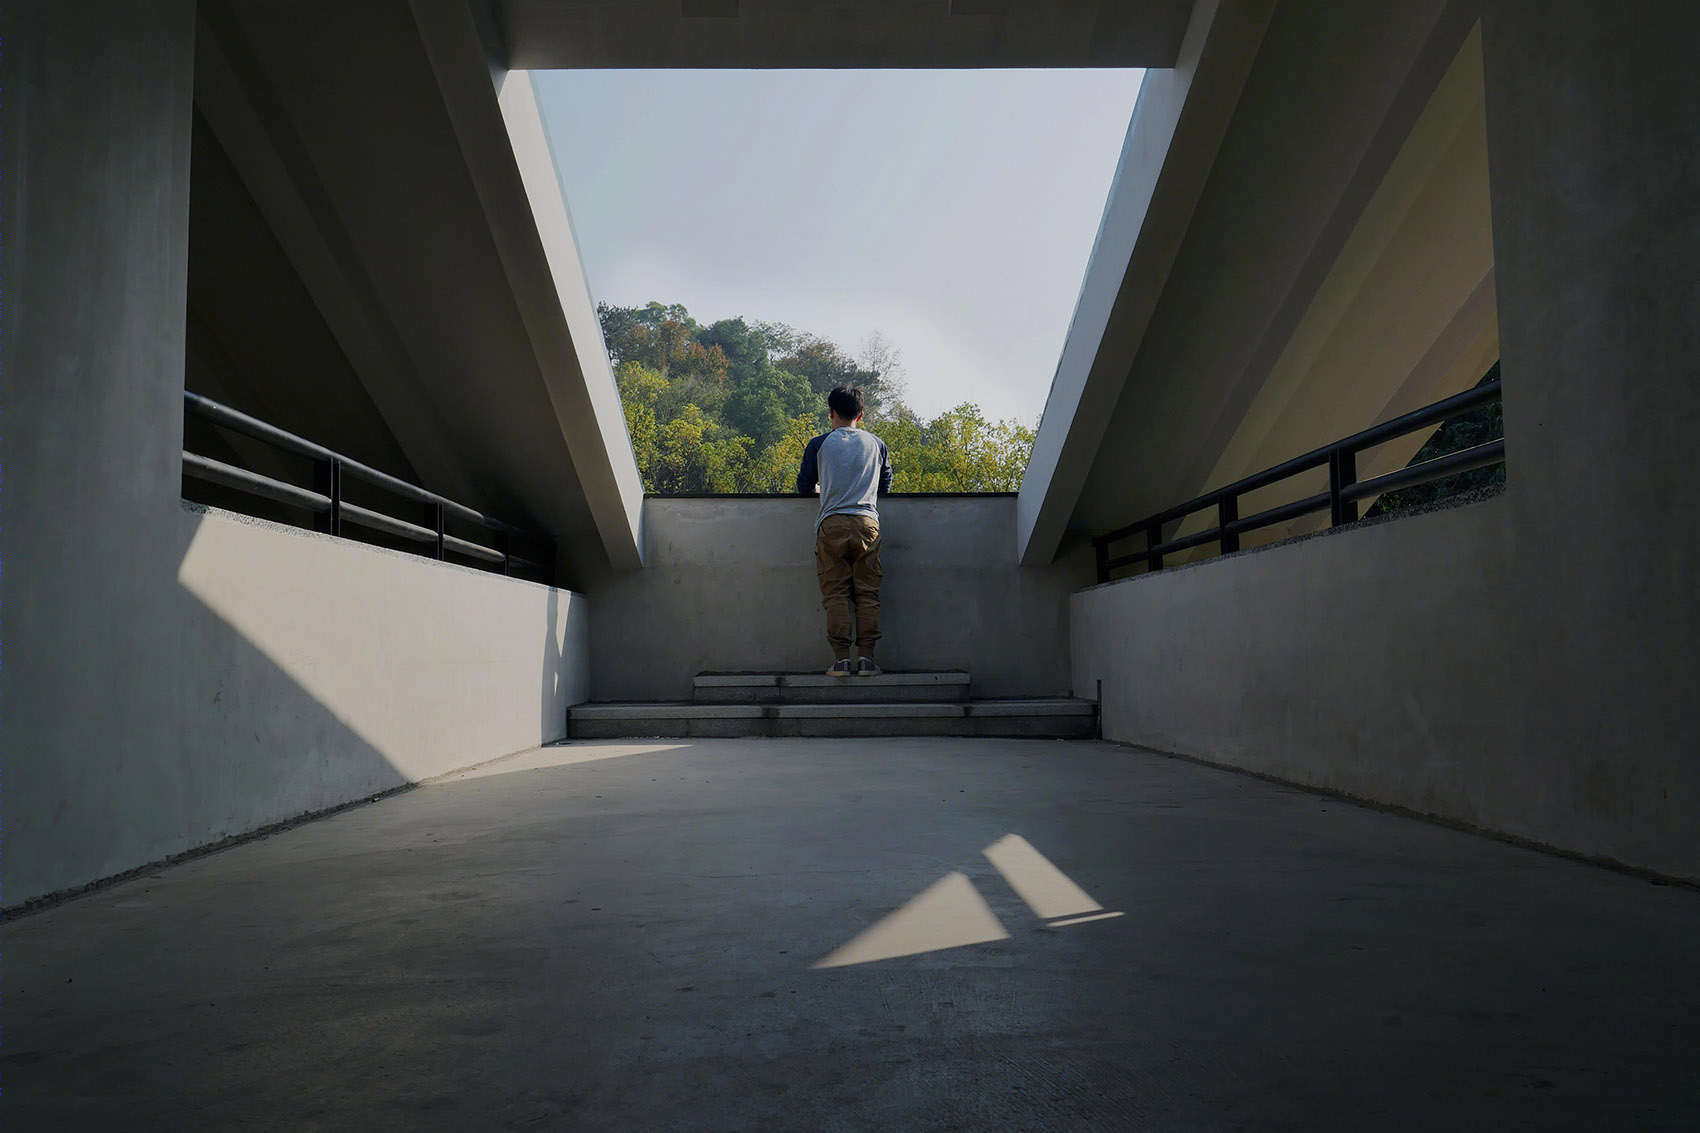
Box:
[1074,497,1528,845]
[11,739,1700,1130]
[1073,1,1700,885]
[584,496,1090,702]
[7,0,591,908]
[10,502,588,909]
[1477,1,1700,875]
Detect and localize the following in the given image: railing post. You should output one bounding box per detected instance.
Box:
[1145,518,1163,573]
[498,529,513,577]
[1329,447,1358,527]
[1094,537,1109,584]
[314,458,342,536]
[1218,491,1239,554]
[434,503,446,560]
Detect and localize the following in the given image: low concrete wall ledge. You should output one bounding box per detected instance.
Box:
[1073,491,1700,884]
[583,495,1092,701]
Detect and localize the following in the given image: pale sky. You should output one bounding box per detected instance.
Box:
[533,69,1144,425]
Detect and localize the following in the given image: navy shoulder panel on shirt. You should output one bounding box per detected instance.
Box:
[797,432,829,495]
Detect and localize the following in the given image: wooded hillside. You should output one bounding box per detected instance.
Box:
[600,301,1035,493]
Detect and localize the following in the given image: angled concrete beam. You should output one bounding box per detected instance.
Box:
[193,2,486,508]
[410,0,646,569]
[1015,0,1272,566]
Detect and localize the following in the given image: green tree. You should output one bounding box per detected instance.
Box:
[744,413,823,493]
[603,299,1036,494]
[649,405,753,494]
[599,301,697,368]
[777,336,885,411]
[614,362,668,485]
[870,404,1034,492]
[695,317,770,387]
[724,366,817,450]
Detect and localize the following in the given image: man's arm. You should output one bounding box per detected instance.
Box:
[797,435,824,496]
[878,438,894,496]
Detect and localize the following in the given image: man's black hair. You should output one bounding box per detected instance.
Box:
[827,385,864,421]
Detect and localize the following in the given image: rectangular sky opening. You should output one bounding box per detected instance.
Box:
[530,68,1143,494]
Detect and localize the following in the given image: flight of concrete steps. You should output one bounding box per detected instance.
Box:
[569,671,1098,739]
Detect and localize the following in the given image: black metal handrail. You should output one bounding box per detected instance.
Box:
[181,391,550,578]
[1092,379,1504,583]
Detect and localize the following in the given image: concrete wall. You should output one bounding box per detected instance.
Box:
[1075,483,1698,882]
[1074,497,1522,838]
[9,0,587,907]
[586,497,1089,701]
[1070,2,1700,884]
[1474,0,1700,872]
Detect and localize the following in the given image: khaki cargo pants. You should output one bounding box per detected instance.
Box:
[815,513,882,660]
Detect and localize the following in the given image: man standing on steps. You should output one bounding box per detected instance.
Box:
[797,385,895,677]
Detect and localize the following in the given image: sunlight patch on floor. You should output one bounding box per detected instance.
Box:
[814,834,1121,968]
[813,871,1009,968]
[424,742,690,783]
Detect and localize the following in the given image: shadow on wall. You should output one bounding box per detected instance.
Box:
[11,505,584,909]
[14,511,391,908]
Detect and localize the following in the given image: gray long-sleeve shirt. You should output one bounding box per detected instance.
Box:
[797,426,894,527]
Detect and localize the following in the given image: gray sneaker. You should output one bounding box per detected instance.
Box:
[827,659,853,677]
[856,658,882,677]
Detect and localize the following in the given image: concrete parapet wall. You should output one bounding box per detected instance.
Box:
[585,496,1089,701]
[10,504,588,908]
[1072,493,1700,882]
[7,0,586,907]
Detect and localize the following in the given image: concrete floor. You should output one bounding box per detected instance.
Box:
[10,739,1700,1130]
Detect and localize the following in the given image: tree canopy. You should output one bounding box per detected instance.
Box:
[599,301,1034,494]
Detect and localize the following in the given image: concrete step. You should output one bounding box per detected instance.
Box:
[693,670,971,704]
[569,698,1098,740]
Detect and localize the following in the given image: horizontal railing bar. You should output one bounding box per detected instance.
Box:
[184,391,519,535]
[1345,381,1501,457]
[340,502,436,544]
[187,453,519,569]
[1100,490,1335,576]
[443,533,505,564]
[1225,491,1331,538]
[1342,438,1506,503]
[1217,451,1331,505]
[183,392,336,463]
[1094,379,1503,552]
[1102,485,1335,558]
[1100,443,1502,576]
[1149,494,1230,531]
[1149,526,1224,558]
[1098,492,1226,546]
[339,463,504,533]
[183,453,332,513]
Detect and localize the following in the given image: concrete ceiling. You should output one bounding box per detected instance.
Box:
[1159,25,1497,556]
[1072,0,1490,534]
[1018,0,1495,563]
[198,0,645,582]
[495,0,1196,69]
